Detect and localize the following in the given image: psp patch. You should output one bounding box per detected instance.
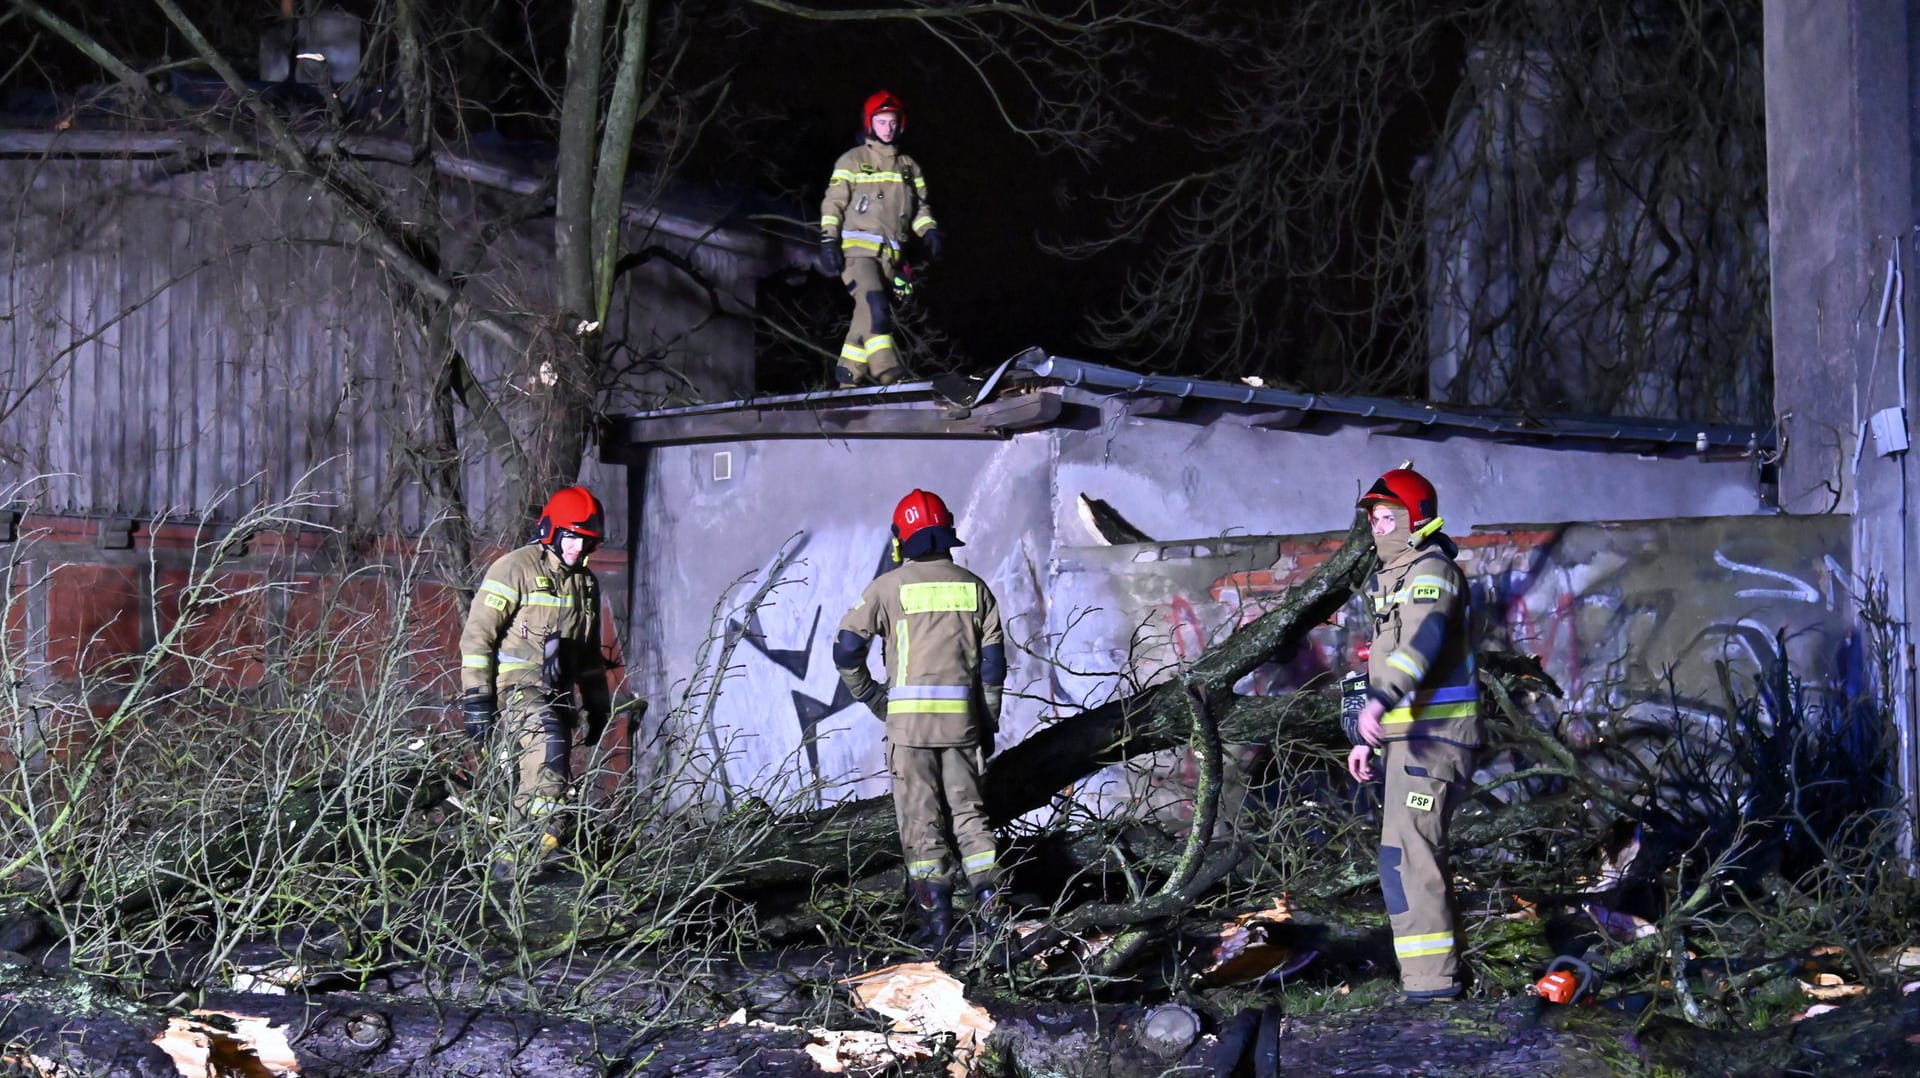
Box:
[1410,583,1442,604]
[1406,791,1436,812]
[484,594,510,612]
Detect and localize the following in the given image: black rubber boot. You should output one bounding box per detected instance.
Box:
[907,880,955,949]
[970,885,1002,929]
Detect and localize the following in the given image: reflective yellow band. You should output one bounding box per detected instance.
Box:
[912,214,936,231]
[820,216,840,229]
[461,655,492,669]
[899,581,978,614]
[864,334,895,353]
[843,237,887,253]
[1394,932,1455,958]
[1387,651,1426,679]
[895,622,910,686]
[836,170,906,183]
[841,342,870,363]
[1383,701,1478,725]
[481,579,519,601]
[906,858,943,880]
[519,593,574,608]
[961,850,996,875]
[888,699,971,715]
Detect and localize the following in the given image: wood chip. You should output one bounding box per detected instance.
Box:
[153,1011,300,1077]
[840,962,995,1078]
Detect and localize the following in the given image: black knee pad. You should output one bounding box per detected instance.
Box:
[864,291,892,335]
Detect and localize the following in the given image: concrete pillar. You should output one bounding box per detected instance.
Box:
[1766,0,1920,841]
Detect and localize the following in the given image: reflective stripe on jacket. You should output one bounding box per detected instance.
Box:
[837,557,1002,748]
[1364,542,1481,747]
[458,543,610,710]
[820,138,936,254]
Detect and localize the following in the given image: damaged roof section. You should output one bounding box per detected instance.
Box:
[606,347,1776,457]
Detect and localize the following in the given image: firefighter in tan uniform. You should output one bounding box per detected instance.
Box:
[459,486,614,876]
[818,91,942,388]
[1345,464,1482,1000]
[835,489,1005,944]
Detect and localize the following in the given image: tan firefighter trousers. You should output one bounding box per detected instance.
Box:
[1379,738,1476,995]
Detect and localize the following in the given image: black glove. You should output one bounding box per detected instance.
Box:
[820,236,845,276]
[1339,670,1369,745]
[980,686,1003,756]
[864,687,889,720]
[461,690,496,742]
[582,707,609,748]
[542,633,568,690]
[920,228,944,262]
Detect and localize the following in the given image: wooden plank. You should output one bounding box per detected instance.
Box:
[617,391,1063,448]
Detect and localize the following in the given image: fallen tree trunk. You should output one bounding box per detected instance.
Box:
[722,514,1376,891]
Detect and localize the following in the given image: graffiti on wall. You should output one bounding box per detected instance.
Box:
[1058,515,1854,821]
[662,526,1048,809]
[1117,517,1850,717]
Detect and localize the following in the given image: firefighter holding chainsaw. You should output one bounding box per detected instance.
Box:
[818,90,943,387]
[1346,464,1483,1001]
[458,485,614,876]
[835,489,1005,945]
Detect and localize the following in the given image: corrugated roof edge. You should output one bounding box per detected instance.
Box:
[1022,351,1772,452]
[612,347,1772,456]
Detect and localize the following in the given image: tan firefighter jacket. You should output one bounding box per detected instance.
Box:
[819,138,937,263]
[1364,535,1481,748]
[836,556,1002,748]
[459,543,611,711]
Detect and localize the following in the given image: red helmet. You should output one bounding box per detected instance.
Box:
[536,486,605,544]
[863,90,905,134]
[1358,465,1439,529]
[891,488,953,545]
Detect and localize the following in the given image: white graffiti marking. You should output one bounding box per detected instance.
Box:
[1712,550,1821,603]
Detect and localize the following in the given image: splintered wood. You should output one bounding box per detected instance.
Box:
[1195,897,1314,986]
[153,1011,300,1077]
[839,961,996,1078]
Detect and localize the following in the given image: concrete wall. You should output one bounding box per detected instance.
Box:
[1764,0,1920,844]
[1048,514,1851,819]
[626,396,1780,810]
[1047,402,1764,545]
[632,435,1054,806]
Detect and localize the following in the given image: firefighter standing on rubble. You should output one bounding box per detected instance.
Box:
[458,486,614,878]
[818,90,942,388]
[835,490,1005,945]
[1345,464,1483,1001]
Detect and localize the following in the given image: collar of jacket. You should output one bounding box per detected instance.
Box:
[1376,530,1455,573]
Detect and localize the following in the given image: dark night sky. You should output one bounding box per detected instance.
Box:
[672,9,1192,377]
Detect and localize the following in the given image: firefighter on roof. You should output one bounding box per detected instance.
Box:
[458,485,615,878]
[819,90,943,388]
[1346,463,1482,1001]
[835,489,1005,946]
